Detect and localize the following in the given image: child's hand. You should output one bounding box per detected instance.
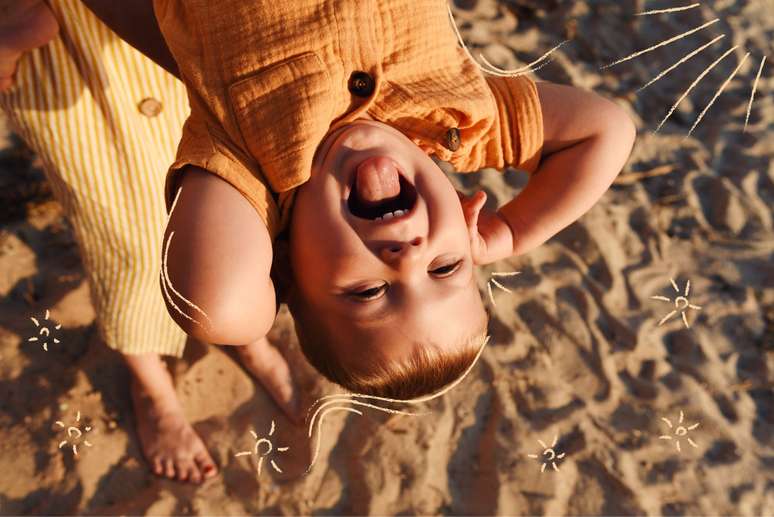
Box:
[495,82,636,256]
[458,190,515,266]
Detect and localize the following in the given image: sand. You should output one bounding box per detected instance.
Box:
[0,0,772,515]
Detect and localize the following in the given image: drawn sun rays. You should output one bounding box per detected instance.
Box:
[447,3,570,78]
[234,419,289,476]
[651,277,702,329]
[304,336,490,473]
[486,271,521,308]
[449,1,768,137]
[55,410,94,457]
[602,1,769,136]
[527,434,566,473]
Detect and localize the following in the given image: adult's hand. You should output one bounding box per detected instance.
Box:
[81,0,179,78]
[0,0,59,92]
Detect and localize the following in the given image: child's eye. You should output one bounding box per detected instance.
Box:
[349,283,388,301]
[429,259,463,277]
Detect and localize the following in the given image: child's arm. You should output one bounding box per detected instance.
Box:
[463,81,636,264]
[162,166,277,346]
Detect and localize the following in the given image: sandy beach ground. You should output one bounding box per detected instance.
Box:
[0,0,772,515]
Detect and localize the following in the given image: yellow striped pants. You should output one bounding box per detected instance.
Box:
[0,0,188,357]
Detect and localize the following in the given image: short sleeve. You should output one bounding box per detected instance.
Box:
[163,110,282,239]
[482,75,544,173]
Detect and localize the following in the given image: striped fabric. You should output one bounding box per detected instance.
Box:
[0,0,189,357]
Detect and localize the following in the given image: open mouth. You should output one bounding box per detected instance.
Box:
[347,173,418,221]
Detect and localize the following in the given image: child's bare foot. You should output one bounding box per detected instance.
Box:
[124,353,218,484]
[235,337,303,424]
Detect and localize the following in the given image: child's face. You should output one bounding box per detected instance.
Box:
[289,119,485,360]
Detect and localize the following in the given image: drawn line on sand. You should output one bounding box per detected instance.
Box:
[600,18,719,70]
[657,410,700,453]
[635,2,701,16]
[686,51,750,137]
[637,34,726,92]
[655,45,739,133]
[487,271,521,308]
[526,433,566,473]
[55,410,93,457]
[159,187,213,330]
[305,335,490,473]
[446,3,568,77]
[478,40,571,77]
[744,55,767,132]
[234,420,289,476]
[28,309,61,351]
[651,278,702,328]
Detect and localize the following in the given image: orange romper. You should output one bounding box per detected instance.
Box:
[154,0,544,240]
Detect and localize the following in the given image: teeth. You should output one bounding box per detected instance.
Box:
[373,209,408,221]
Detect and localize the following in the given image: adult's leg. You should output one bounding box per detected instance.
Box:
[0,0,216,483]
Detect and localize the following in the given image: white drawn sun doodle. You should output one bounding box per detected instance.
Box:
[658,410,700,452]
[28,309,61,351]
[234,419,289,476]
[55,410,94,457]
[601,2,768,136]
[527,434,566,473]
[651,277,702,329]
[486,271,521,308]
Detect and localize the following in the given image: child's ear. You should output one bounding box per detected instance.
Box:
[458,190,487,240]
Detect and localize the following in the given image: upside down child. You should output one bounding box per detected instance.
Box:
[8,0,635,484]
[147,0,635,399]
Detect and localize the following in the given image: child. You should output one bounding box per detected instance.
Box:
[152,0,636,400]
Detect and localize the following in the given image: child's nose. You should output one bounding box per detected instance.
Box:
[379,237,423,263]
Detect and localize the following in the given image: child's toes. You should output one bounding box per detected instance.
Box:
[163,458,176,479]
[194,452,217,479]
[187,463,203,484]
[152,457,164,476]
[176,459,195,482]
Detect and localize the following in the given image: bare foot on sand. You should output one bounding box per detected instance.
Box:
[125,354,218,484]
[235,337,303,424]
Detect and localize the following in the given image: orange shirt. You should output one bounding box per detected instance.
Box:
[155,0,544,239]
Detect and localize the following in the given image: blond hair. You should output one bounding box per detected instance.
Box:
[289,297,488,399]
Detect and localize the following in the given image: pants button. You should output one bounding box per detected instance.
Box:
[138,97,163,117]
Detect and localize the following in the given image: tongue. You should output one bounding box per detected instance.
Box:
[355,156,401,204]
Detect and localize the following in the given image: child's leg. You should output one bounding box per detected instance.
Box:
[124,353,217,483]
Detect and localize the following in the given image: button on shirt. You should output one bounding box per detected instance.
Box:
[348,71,376,98]
[155,0,544,240]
